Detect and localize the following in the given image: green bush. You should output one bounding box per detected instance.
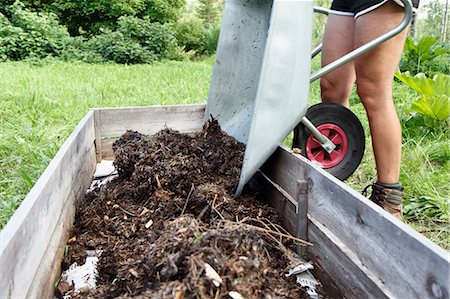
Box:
[0,3,72,61]
[86,16,177,64]
[117,16,177,59]
[203,24,220,54]
[45,0,185,35]
[173,16,220,56]
[87,31,156,64]
[174,16,206,53]
[399,36,450,76]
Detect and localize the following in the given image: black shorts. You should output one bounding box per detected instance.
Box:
[330,0,420,18]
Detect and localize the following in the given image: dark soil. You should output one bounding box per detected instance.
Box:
[59,120,315,298]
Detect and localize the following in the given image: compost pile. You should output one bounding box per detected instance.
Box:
[59,120,311,298]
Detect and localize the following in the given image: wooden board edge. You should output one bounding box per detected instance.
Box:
[29,145,97,299]
[308,215,392,299]
[0,111,96,298]
[90,103,206,112]
[94,109,102,162]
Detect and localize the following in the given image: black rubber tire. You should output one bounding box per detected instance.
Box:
[293,103,365,181]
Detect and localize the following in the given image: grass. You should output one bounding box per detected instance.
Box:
[1,57,448,250]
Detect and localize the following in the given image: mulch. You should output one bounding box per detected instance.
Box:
[58,120,321,298]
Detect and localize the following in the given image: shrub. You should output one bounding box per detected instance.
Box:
[87,31,156,64]
[117,16,177,59]
[399,36,450,76]
[173,16,206,53]
[172,16,220,56]
[202,24,220,54]
[86,16,177,64]
[0,4,72,61]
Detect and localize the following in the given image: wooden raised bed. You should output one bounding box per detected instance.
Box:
[0,104,448,299]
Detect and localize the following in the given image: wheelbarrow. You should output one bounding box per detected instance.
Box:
[206,0,413,196]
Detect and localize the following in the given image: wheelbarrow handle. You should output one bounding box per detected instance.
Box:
[310,7,330,59]
[310,0,413,83]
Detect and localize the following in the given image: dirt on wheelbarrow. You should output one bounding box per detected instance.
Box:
[58,120,326,298]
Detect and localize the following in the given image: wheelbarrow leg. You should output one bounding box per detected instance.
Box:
[300,116,336,154]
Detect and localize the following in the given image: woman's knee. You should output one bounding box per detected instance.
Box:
[320,76,353,105]
[356,79,392,111]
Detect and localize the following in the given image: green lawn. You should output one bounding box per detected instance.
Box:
[1,58,448,249]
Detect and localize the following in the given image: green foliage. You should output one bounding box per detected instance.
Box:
[395,72,450,121]
[404,196,449,221]
[399,36,450,75]
[87,16,177,64]
[87,31,156,64]
[196,0,221,28]
[203,24,220,54]
[50,0,185,35]
[414,0,449,42]
[143,0,186,24]
[173,16,220,55]
[0,3,72,61]
[312,0,332,46]
[174,16,206,52]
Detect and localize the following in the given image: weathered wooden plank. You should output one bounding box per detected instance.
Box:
[308,216,391,299]
[29,143,96,298]
[296,180,308,242]
[303,156,449,299]
[260,146,307,198]
[0,112,97,299]
[243,144,450,298]
[94,109,102,162]
[262,146,450,298]
[247,172,298,236]
[93,104,206,160]
[95,104,205,138]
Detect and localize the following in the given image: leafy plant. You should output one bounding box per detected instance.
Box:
[404,196,449,221]
[399,36,450,75]
[87,16,177,64]
[47,0,185,35]
[0,3,73,61]
[87,31,156,64]
[196,0,221,28]
[395,72,450,121]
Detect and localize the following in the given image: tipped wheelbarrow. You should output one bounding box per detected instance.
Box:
[206,0,413,196]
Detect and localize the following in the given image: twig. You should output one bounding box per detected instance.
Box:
[155,175,162,189]
[238,220,313,246]
[113,204,138,217]
[212,206,225,221]
[197,204,210,220]
[181,184,195,215]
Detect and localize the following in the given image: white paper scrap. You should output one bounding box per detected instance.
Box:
[229,291,245,299]
[61,251,102,293]
[296,270,319,299]
[204,262,223,287]
[285,261,314,277]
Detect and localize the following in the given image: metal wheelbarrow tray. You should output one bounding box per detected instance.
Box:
[0,104,449,299]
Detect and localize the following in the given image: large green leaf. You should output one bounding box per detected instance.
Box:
[411,95,450,121]
[396,72,450,120]
[395,72,450,96]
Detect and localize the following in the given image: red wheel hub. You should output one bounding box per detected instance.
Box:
[306,124,348,169]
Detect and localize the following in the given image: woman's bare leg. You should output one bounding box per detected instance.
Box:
[354,1,408,184]
[320,14,356,107]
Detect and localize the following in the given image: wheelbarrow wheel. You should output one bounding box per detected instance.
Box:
[293,103,365,181]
